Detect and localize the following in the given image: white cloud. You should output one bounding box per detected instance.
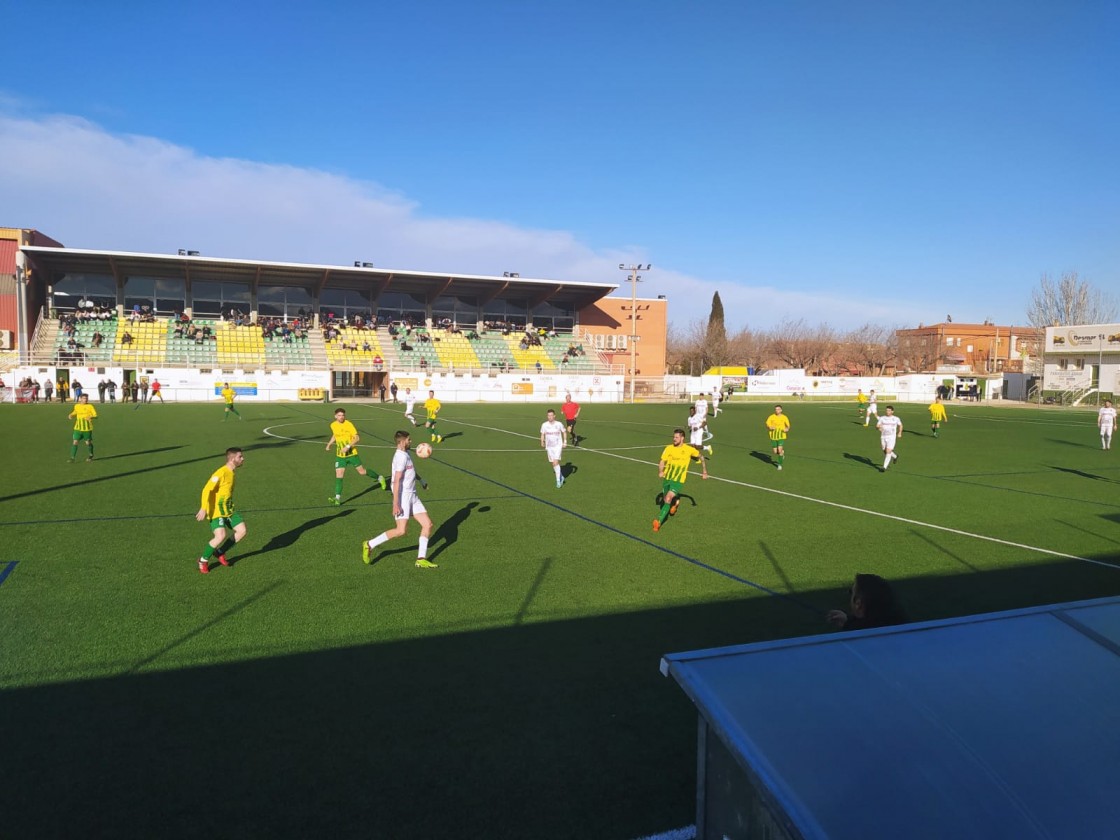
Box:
[0,111,927,331]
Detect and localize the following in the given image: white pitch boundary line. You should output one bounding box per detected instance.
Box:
[441,417,1119,570]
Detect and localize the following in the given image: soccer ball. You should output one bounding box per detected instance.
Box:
[415,442,433,459]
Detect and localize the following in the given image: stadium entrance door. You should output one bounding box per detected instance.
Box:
[332,371,376,399]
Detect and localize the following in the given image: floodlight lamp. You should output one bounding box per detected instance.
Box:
[179,249,187,256]
[354,261,362,267]
[187,251,200,256]
[362,262,374,268]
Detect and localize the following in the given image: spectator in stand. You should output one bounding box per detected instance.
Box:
[44,379,53,402]
[130,380,139,403]
[98,378,107,402]
[32,379,41,402]
[140,379,150,402]
[121,331,134,345]
[72,380,84,400]
[107,379,117,403]
[390,382,398,402]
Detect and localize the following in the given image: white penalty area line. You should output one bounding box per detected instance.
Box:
[444,418,1118,571]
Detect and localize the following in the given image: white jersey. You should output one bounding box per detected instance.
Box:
[540,419,565,450]
[391,448,419,500]
[404,394,416,414]
[878,415,902,440]
[1100,407,1117,432]
[867,394,879,413]
[688,414,707,446]
[694,398,708,419]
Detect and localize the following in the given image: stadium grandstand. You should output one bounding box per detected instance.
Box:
[0,229,669,402]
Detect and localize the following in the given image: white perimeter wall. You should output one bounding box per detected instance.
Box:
[8,365,626,404]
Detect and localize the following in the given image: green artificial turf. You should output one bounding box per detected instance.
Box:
[1,398,1118,838]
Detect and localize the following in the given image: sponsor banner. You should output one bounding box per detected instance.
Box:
[1047,323,1120,352]
[298,388,325,401]
[214,382,258,396]
[511,382,534,395]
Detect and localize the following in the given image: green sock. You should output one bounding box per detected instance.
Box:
[658,503,670,523]
[778,454,784,465]
[231,406,240,416]
[88,444,94,456]
[202,545,217,560]
[70,445,77,458]
[334,478,343,496]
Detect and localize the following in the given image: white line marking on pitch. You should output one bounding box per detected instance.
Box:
[443,418,1117,569]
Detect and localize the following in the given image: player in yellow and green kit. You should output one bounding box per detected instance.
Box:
[196,447,246,574]
[68,393,97,462]
[424,390,443,443]
[325,408,387,505]
[928,396,947,438]
[653,428,701,533]
[856,389,868,421]
[765,404,790,470]
[221,382,242,420]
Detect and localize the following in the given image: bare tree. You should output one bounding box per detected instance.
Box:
[665,319,709,375]
[1027,272,1118,327]
[767,319,837,373]
[841,323,898,375]
[728,326,764,372]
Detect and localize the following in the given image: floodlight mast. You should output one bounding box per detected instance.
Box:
[619,264,651,404]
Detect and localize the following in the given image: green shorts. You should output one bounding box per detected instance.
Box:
[72,431,92,442]
[210,512,245,532]
[770,436,787,447]
[335,454,362,469]
[661,479,684,496]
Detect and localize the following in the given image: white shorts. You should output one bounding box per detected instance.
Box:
[881,435,897,450]
[546,445,563,462]
[690,431,705,447]
[867,405,879,416]
[395,493,427,521]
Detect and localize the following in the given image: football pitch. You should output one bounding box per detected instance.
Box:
[2,398,1119,838]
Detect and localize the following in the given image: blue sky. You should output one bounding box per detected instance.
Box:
[2,0,1117,331]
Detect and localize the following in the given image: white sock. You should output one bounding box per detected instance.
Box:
[554,464,561,479]
[368,533,390,549]
[418,536,429,558]
[883,453,892,469]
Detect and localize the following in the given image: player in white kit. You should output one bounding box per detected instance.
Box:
[863,389,880,427]
[1099,399,1116,450]
[876,405,903,472]
[686,405,712,479]
[361,430,437,568]
[403,388,417,426]
[710,388,721,417]
[540,409,567,488]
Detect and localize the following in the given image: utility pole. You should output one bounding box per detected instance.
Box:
[619,264,650,404]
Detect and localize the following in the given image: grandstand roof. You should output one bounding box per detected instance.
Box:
[20,246,617,309]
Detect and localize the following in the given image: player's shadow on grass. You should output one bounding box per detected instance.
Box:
[561,463,578,479]
[843,452,878,469]
[233,509,356,563]
[1047,438,1094,448]
[749,450,775,466]
[1051,465,1116,484]
[99,446,185,460]
[428,501,488,563]
[346,482,391,504]
[438,431,464,441]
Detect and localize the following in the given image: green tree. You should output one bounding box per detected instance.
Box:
[704,292,728,370]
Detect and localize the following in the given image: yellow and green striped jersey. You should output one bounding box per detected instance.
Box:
[857,393,868,405]
[424,397,441,419]
[766,413,790,441]
[330,420,358,457]
[929,402,947,422]
[660,443,700,484]
[221,387,236,405]
[201,465,236,519]
[70,404,97,432]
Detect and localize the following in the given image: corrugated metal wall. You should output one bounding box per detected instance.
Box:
[0,237,19,333]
